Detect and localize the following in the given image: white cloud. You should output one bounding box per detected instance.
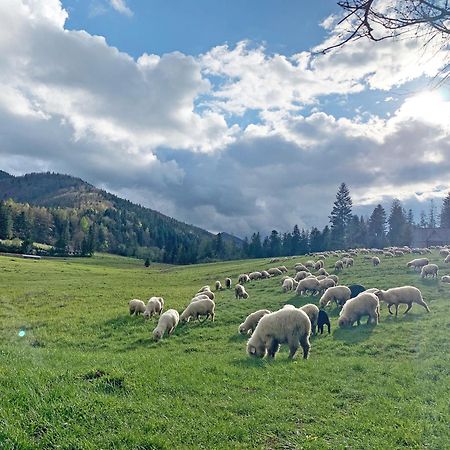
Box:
[109,0,133,17]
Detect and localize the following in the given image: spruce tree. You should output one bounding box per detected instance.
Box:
[368,204,387,248]
[329,183,352,249]
[0,201,13,240]
[291,225,300,255]
[388,199,409,246]
[440,193,450,228]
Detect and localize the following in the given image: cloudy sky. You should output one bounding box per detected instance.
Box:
[1,0,449,237]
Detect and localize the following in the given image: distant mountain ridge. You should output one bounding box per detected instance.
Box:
[0,171,243,263]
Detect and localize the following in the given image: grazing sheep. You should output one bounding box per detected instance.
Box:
[294,270,311,281]
[238,274,250,284]
[296,277,320,296]
[249,271,262,281]
[215,280,223,291]
[268,268,283,276]
[282,278,295,293]
[372,257,380,267]
[327,274,339,284]
[421,264,439,279]
[225,278,232,289]
[260,270,271,279]
[338,292,380,327]
[334,260,344,272]
[129,299,146,316]
[445,255,450,263]
[317,268,329,276]
[180,298,215,323]
[384,251,395,258]
[190,294,210,303]
[344,257,354,268]
[198,286,211,293]
[235,284,249,299]
[304,260,315,269]
[348,284,366,299]
[300,304,320,334]
[239,309,271,335]
[143,297,164,319]
[317,310,331,334]
[278,266,288,273]
[153,309,179,341]
[439,248,450,257]
[441,275,450,283]
[318,278,336,295]
[407,258,430,271]
[314,260,324,270]
[374,286,430,316]
[198,290,215,300]
[319,286,352,308]
[294,264,308,272]
[247,308,311,359]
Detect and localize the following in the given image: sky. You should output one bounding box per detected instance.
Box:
[1,0,449,237]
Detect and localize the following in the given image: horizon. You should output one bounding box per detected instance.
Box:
[1,1,449,238]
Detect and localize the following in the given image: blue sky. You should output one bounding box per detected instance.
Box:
[1,0,449,236]
[63,1,340,57]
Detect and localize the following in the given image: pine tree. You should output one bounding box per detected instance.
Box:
[309,227,323,252]
[419,211,428,228]
[291,225,301,255]
[269,230,281,257]
[440,192,450,228]
[249,232,262,258]
[329,183,352,249]
[428,199,437,228]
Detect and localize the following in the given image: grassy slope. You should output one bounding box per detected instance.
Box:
[0,252,449,449]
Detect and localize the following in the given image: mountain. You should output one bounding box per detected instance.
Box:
[0,171,243,263]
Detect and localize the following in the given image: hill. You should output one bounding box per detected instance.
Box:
[0,171,243,263]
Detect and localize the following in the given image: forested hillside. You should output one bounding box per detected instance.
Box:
[0,171,242,263]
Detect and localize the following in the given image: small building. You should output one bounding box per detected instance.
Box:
[411,228,450,248]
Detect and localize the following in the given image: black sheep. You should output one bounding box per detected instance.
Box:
[317,310,331,334]
[348,284,366,299]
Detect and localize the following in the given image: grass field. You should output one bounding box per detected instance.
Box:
[0,252,449,449]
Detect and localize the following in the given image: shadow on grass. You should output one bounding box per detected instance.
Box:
[333,323,377,344]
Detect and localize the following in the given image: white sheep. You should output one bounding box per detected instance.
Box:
[296,277,320,296]
[239,309,271,335]
[344,257,354,268]
[260,270,271,279]
[268,268,283,276]
[372,257,380,267]
[190,294,210,303]
[374,286,430,316]
[334,260,344,271]
[180,298,215,323]
[294,270,311,281]
[129,299,146,316]
[225,278,232,289]
[198,285,211,293]
[152,309,179,341]
[318,278,336,295]
[317,268,329,276]
[282,278,295,293]
[278,266,288,273]
[441,275,450,283]
[215,280,223,291]
[143,297,164,319]
[235,284,249,299]
[421,264,439,279]
[406,258,429,271]
[300,303,320,335]
[327,274,339,284]
[319,285,351,308]
[445,254,450,264]
[338,292,380,327]
[249,271,262,281]
[238,274,251,284]
[197,290,215,300]
[314,260,324,270]
[294,264,308,272]
[439,248,450,257]
[247,308,311,359]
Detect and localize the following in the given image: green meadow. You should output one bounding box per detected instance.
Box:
[0,252,449,449]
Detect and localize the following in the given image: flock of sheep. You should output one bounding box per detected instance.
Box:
[128,245,449,360]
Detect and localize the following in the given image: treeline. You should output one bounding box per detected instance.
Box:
[1,185,450,264]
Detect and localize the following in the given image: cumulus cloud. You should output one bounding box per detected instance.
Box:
[2,0,450,238]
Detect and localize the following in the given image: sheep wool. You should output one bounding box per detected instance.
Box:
[374,286,430,316]
[239,309,271,335]
[300,304,320,334]
[152,309,180,341]
[319,285,351,308]
[247,308,311,359]
[338,292,380,328]
[180,298,215,323]
[129,299,146,316]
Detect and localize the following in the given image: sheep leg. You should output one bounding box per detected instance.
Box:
[356,317,361,326]
[299,335,310,359]
[267,338,279,358]
[395,304,399,317]
[318,324,323,334]
[326,323,330,334]
[403,303,413,314]
[388,304,393,315]
[287,337,299,359]
[210,311,215,322]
